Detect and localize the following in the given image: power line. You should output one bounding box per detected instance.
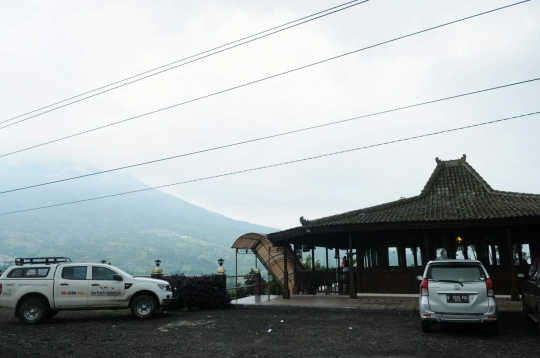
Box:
[0,1,528,157]
[0,110,537,216]
[0,0,369,128]
[1,77,537,195]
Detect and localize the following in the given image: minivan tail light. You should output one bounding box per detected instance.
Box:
[421,278,429,296]
[485,278,494,297]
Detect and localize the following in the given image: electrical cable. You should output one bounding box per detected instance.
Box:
[0,0,529,155]
[1,110,537,216]
[0,77,537,194]
[0,0,369,127]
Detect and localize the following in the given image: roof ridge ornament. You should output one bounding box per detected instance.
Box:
[436,154,467,165]
[299,216,310,227]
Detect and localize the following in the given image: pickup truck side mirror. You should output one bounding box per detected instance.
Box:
[113,274,123,281]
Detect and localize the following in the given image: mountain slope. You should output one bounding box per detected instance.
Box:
[0,164,278,274]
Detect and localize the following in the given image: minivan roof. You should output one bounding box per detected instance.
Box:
[427,259,482,264]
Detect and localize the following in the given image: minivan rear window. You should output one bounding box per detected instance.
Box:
[427,264,485,282]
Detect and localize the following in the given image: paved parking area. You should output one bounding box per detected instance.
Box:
[231,294,521,314]
[0,306,538,357]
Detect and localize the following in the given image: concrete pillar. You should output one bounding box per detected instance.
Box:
[151,264,164,279]
[215,264,227,293]
[253,268,261,296]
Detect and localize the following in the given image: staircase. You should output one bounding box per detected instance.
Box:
[232,233,304,292]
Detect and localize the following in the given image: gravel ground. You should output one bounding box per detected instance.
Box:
[1,307,540,357]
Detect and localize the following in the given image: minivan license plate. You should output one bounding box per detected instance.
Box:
[447,294,469,303]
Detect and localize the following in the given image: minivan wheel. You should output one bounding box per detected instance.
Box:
[421,320,431,332]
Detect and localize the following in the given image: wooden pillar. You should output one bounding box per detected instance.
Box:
[529,227,538,260]
[416,243,418,267]
[399,243,406,271]
[291,244,299,295]
[356,237,364,293]
[377,237,384,272]
[311,246,315,271]
[506,228,519,301]
[474,233,483,263]
[531,226,540,260]
[349,233,357,299]
[336,246,342,293]
[449,232,456,259]
[325,247,329,271]
[423,230,431,265]
[282,242,290,299]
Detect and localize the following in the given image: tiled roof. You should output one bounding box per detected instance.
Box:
[300,155,540,228]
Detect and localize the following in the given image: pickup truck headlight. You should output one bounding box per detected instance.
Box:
[158,284,171,291]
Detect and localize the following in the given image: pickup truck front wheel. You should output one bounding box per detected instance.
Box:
[131,294,157,320]
[18,298,49,325]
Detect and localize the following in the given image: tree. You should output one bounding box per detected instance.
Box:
[231,268,269,299]
[302,254,326,270]
[230,283,249,300]
[243,268,267,296]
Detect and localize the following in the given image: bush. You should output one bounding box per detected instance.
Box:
[163,274,231,311]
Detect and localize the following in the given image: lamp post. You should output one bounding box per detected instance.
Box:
[100,260,107,264]
[155,259,162,267]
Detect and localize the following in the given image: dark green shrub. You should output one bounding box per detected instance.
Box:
[163,274,231,311]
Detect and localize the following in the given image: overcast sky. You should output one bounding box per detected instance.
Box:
[1,0,539,230]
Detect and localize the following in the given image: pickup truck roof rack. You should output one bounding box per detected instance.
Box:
[15,257,72,266]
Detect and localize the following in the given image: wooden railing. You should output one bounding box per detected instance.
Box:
[296,269,352,295]
[226,273,262,298]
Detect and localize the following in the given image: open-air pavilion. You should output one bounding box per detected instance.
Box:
[235,155,540,301]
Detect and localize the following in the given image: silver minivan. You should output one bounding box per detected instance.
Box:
[418,259,498,334]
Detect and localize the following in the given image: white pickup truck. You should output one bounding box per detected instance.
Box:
[0,257,176,324]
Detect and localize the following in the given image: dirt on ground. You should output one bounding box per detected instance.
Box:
[1,307,540,357]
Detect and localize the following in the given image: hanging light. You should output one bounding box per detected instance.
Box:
[456,236,463,244]
[334,250,340,259]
